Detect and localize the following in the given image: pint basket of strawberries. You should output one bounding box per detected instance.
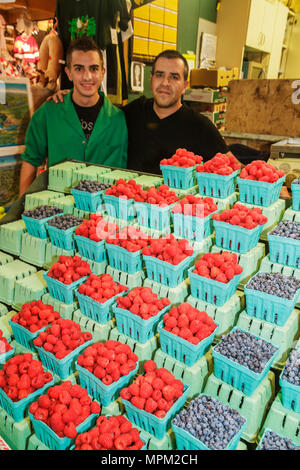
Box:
[157,303,218,367]
[212,203,268,254]
[196,153,241,199]
[237,161,285,207]
[112,286,171,343]
[189,252,243,306]
[160,148,203,190]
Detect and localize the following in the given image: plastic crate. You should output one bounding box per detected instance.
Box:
[212,327,279,396]
[43,271,88,305]
[0,347,14,366]
[47,224,78,251]
[188,267,242,307]
[111,304,171,344]
[213,220,263,254]
[244,279,300,326]
[172,210,217,242]
[196,170,240,199]
[35,339,93,379]
[76,288,127,324]
[8,319,50,352]
[279,372,300,413]
[134,201,175,231]
[143,254,193,288]
[29,410,97,450]
[103,194,136,220]
[71,188,104,213]
[267,233,300,269]
[160,164,196,190]
[22,214,60,239]
[122,384,189,440]
[157,320,218,367]
[0,375,54,422]
[75,235,107,263]
[106,243,143,274]
[237,176,285,207]
[291,183,300,211]
[76,361,138,406]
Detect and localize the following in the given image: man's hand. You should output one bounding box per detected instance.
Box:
[46,89,70,104]
[19,161,38,198]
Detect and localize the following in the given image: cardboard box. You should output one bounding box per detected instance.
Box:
[200,111,226,125]
[184,87,228,103]
[190,69,229,88]
[231,67,240,80]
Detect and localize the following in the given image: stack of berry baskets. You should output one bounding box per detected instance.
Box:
[120,360,190,440]
[22,205,64,239]
[105,226,149,274]
[111,286,171,343]
[237,161,285,207]
[8,301,61,352]
[171,195,218,242]
[0,330,14,366]
[75,340,139,407]
[195,153,241,199]
[33,319,94,379]
[43,255,91,304]
[212,203,268,254]
[267,220,300,269]
[46,214,83,251]
[74,215,118,263]
[142,235,194,288]
[71,179,111,213]
[160,148,203,190]
[243,272,300,326]
[76,273,128,324]
[188,252,243,307]
[28,381,100,450]
[102,179,137,221]
[279,348,300,413]
[211,327,279,396]
[0,353,54,423]
[291,177,300,211]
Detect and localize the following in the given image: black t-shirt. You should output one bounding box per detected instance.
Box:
[72,95,104,141]
[123,96,228,175]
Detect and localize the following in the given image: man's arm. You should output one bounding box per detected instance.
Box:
[19,161,38,197]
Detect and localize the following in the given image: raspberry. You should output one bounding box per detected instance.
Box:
[131,396,145,410]
[162,385,176,401]
[145,397,157,414]
[139,382,153,399]
[143,360,157,373]
[99,433,114,449]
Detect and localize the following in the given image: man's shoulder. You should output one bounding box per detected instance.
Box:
[123,95,153,114]
[180,104,217,127]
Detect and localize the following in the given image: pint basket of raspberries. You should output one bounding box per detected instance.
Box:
[112,287,171,343]
[172,195,218,242]
[103,179,138,220]
[291,177,300,211]
[244,272,300,326]
[212,203,268,254]
[46,214,83,251]
[157,303,218,367]
[237,161,285,207]
[28,381,100,450]
[0,353,54,422]
[71,179,110,212]
[76,274,128,324]
[43,255,91,304]
[279,348,300,413]
[160,148,203,190]
[196,153,241,199]
[0,330,14,366]
[75,340,139,407]
[9,301,61,352]
[22,205,64,239]
[120,360,189,440]
[189,252,243,307]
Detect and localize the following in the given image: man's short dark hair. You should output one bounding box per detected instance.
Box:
[151,50,189,81]
[66,36,103,68]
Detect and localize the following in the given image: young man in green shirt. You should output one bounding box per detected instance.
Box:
[19,36,128,197]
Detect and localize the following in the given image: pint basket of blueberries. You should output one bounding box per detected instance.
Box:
[71,180,110,213]
[212,327,279,396]
[244,272,300,326]
[291,177,300,211]
[46,215,83,251]
[22,206,64,239]
[257,428,300,450]
[172,394,246,450]
[267,220,300,269]
[279,348,300,413]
